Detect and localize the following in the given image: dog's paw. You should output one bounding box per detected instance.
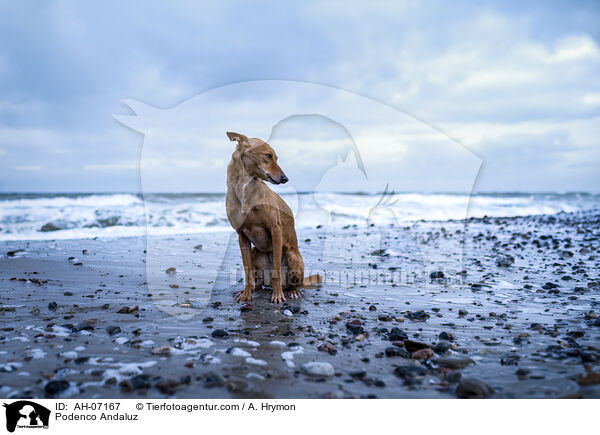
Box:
[236,290,253,302]
[288,289,301,300]
[270,292,286,304]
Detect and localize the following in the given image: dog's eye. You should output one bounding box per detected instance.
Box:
[265,153,272,159]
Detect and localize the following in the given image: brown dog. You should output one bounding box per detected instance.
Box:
[225,132,321,303]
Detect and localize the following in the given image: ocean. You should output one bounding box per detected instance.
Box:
[0,192,598,241]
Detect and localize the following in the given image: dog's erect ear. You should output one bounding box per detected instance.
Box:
[226,132,249,147]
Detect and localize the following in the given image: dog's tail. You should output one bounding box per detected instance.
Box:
[301,274,322,288]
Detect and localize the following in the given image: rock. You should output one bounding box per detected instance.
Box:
[542,282,559,290]
[566,330,584,338]
[40,222,61,232]
[194,244,203,250]
[227,347,251,357]
[152,345,172,356]
[346,320,364,335]
[430,271,444,280]
[500,354,520,366]
[227,380,248,393]
[577,368,600,386]
[117,306,138,314]
[130,374,151,390]
[211,329,228,338]
[388,327,408,341]
[456,378,494,398]
[438,331,454,341]
[433,341,452,354]
[496,254,514,267]
[412,348,434,360]
[385,347,410,358]
[75,320,96,332]
[301,362,335,377]
[45,380,69,397]
[371,249,388,256]
[393,365,428,386]
[349,370,367,380]
[458,309,468,316]
[240,304,253,312]
[156,379,182,395]
[6,249,25,257]
[190,301,204,309]
[436,355,475,369]
[283,309,293,317]
[369,305,377,311]
[403,339,430,353]
[48,302,58,312]
[318,342,337,355]
[165,267,177,274]
[406,310,429,321]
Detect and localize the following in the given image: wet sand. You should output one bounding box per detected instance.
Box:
[1,211,599,398]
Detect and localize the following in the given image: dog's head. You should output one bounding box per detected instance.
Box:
[227,132,288,184]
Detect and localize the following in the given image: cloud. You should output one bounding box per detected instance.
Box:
[15,165,42,171]
[549,35,600,63]
[84,160,138,170]
[0,1,598,192]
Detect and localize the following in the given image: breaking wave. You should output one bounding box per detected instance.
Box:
[0,192,598,240]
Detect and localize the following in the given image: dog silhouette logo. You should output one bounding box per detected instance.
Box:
[3,401,50,432]
[115,80,481,315]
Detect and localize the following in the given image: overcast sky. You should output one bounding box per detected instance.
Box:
[0,0,598,193]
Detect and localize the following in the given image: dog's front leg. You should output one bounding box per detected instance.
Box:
[270,227,286,303]
[236,232,255,302]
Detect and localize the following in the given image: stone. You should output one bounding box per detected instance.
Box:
[156,378,182,395]
[412,348,434,360]
[6,249,25,257]
[438,331,454,341]
[211,329,228,338]
[131,374,151,390]
[406,310,429,321]
[318,342,337,355]
[456,378,494,398]
[40,222,61,232]
[436,355,475,369]
[44,380,69,397]
[385,346,410,358]
[403,339,430,353]
[346,320,364,335]
[577,369,600,386]
[496,254,515,267]
[301,362,335,377]
[433,341,452,354]
[430,271,444,280]
[106,325,121,336]
[152,345,172,356]
[388,327,408,341]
